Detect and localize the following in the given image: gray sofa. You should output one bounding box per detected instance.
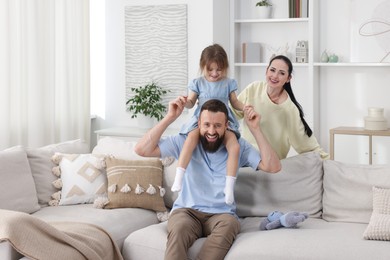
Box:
[1,138,389,260]
[0,139,170,260]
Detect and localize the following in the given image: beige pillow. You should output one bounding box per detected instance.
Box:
[92,137,177,208]
[323,161,390,223]
[363,187,390,241]
[104,157,167,212]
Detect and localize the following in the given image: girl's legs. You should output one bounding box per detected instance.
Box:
[223,130,240,205]
[172,128,199,192]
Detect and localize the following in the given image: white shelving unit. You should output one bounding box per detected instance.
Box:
[229,0,390,155]
[229,0,319,134]
[314,63,390,67]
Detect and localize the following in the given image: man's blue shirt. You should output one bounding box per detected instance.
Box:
[159,134,261,216]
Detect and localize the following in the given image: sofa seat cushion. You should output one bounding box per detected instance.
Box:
[122,221,204,260]
[227,218,389,260]
[0,241,23,260]
[122,217,390,260]
[31,204,159,249]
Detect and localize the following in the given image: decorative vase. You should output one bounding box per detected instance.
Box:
[328,54,339,63]
[256,6,272,19]
[320,50,329,62]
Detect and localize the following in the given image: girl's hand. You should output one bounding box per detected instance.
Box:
[243,105,255,120]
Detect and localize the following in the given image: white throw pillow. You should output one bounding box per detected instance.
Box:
[26,139,90,206]
[51,153,108,206]
[363,186,390,241]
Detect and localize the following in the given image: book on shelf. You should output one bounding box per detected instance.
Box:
[289,0,308,18]
[242,42,261,63]
[301,0,308,18]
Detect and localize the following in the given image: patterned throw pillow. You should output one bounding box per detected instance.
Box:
[363,186,390,241]
[104,157,167,212]
[50,153,107,206]
[26,139,90,206]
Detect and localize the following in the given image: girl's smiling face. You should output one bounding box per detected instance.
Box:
[203,62,224,82]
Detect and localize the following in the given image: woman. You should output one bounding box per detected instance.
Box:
[232,55,329,160]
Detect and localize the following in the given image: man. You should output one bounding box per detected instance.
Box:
[135,98,280,260]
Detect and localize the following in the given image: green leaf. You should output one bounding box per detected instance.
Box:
[126,82,171,121]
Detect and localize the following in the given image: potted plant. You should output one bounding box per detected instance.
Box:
[256,0,272,7]
[126,82,170,121]
[255,0,272,19]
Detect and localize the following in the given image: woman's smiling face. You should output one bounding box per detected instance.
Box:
[266,59,291,89]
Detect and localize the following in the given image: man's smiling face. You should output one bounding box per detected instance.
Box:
[198,109,227,153]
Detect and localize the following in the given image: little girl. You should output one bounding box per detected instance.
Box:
[172,43,246,205]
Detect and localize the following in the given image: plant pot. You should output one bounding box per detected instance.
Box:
[256,6,272,19]
[136,115,156,129]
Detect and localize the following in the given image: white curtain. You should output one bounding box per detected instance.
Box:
[0,0,90,150]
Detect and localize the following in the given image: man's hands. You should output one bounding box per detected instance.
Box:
[167,96,187,121]
[134,95,186,158]
[243,105,260,130]
[243,104,281,173]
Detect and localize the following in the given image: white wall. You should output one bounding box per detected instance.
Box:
[92,0,390,155]
[318,0,390,152]
[91,0,229,147]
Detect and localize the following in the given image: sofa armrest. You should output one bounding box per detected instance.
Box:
[0,241,23,260]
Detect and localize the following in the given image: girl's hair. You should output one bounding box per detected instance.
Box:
[199,44,229,74]
[268,55,313,137]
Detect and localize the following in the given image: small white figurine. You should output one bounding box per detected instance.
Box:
[295,41,308,63]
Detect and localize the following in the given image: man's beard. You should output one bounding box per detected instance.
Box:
[200,133,225,153]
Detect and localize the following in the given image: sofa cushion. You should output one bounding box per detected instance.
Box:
[323,160,390,223]
[26,139,90,206]
[235,151,324,218]
[363,186,390,241]
[31,204,159,249]
[161,159,178,209]
[92,137,147,160]
[52,153,108,206]
[0,147,40,213]
[92,137,179,209]
[122,221,203,260]
[122,217,390,260]
[226,218,390,260]
[104,157,167,212]
[0,241,23,260]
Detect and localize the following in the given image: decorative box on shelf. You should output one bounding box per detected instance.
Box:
[364,107,388,131]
